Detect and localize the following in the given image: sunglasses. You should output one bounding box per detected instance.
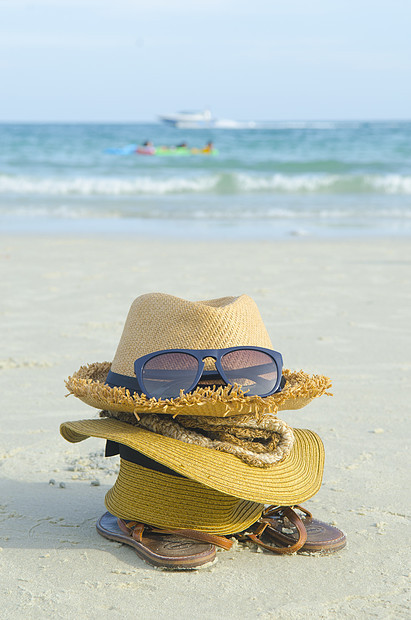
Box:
[106,346,283,400]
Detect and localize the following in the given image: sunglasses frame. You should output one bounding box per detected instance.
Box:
[133,346,283,399]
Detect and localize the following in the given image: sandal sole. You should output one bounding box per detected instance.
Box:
[265,515,346,553]
[96,512,216,569]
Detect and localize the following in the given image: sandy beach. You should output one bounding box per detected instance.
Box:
[1,234,410,619]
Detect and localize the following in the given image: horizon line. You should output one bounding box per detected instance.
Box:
[0,118,410,124]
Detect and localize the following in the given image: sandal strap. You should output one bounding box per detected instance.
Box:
[117,519,145,541]
[117,519,233,550]
[153,527,233,550]
[244,506,308,554]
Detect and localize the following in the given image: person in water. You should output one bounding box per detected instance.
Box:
[191,140,214,154]
[136,140,155,155]
[202,140,213,153]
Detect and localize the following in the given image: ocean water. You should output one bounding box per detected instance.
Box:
[1,121,411,239]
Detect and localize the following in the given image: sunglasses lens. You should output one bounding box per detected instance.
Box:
[142,352,199,399]
[220,349,278,396]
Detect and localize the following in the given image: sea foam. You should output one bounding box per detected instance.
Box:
[2,173,411,196]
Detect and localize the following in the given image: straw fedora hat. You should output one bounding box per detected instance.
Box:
[65,292,331,418]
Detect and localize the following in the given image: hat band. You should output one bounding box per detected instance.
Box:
[105,439,184,478]
[106,370,140,394]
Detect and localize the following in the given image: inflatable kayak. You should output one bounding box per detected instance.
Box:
[105,145,218,156]
[154,147,218,156]
[104,144,138,155]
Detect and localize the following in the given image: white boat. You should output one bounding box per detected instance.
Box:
[158,109,213,128]
[158,109,256,129]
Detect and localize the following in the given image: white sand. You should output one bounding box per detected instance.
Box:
[0,235,410,619]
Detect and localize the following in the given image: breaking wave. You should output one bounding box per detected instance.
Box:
[1,173,411,196]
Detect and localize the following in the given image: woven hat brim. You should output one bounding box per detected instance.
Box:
[60,418,324,504]
[65,364,332,418]
[105,460,264,535]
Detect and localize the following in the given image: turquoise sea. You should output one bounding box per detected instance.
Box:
[1,121,411,238]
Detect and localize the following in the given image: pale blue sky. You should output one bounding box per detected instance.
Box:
[1,0,410,122]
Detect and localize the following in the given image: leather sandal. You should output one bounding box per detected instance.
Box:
[96,511,232,570]
[237,505,346,554]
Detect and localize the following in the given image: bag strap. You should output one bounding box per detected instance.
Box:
[263,503,312,519]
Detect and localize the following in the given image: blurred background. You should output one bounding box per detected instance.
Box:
[1,0,410,238]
